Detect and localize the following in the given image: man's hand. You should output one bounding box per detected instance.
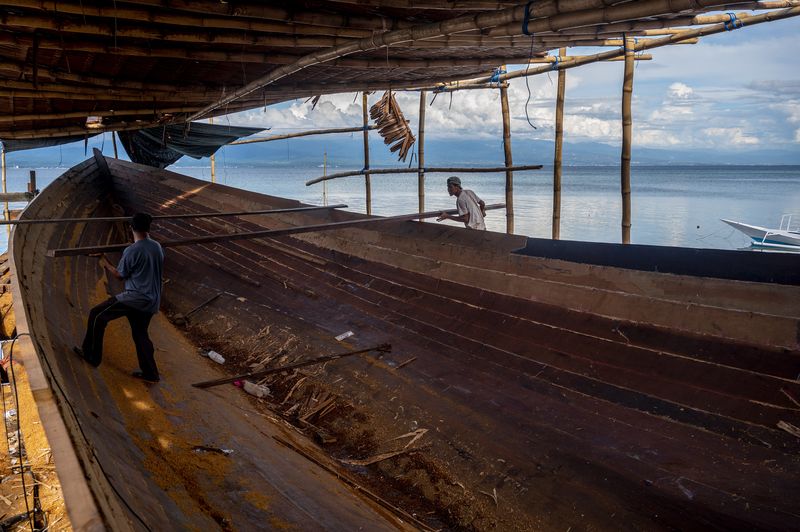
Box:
[436,212,449,222]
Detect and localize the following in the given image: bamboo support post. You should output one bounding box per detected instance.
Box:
[418,90,427,220]
[306,165,542,186]
[362,92,372,215]
[2,204,348,225]
[1,146,7,230]
[553,47,566,240]
[621,37,635,244]
[209,116,217,183]
[500,83,514,234]
[47,204,506,257]
[111,131,119,159]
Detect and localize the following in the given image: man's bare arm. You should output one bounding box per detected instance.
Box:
[99,255,124,280]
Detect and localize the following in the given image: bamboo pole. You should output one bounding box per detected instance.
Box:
[230,125,378,145]
[306,165,543,186]
[112,131,118,159]
[0,106,206,124]
[362,92,372,216]
[553,48,566,241]
[433,7,800,90]
[209,117,217,184]
[417,90,427,220]
[500,83,514,235]
[1,146,7,230]
[621,37,635,245]
[47,204,506,257]
[529,54,652,63]
[2,204,348,226]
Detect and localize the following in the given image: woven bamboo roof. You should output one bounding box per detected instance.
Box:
[1,0,798,140]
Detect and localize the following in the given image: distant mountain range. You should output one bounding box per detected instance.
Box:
[5,136,800,167]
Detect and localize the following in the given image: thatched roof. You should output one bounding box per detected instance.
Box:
[1,0,798,141]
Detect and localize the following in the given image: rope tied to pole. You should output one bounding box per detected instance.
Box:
[724,12,744,31]
[550,56,560,71]
[489,67,507,85]
[522,1,535,36]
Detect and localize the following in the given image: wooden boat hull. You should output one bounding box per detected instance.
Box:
[10,156,800,530]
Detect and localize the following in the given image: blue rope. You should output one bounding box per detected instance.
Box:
[724,12,744,31]
[522,1,535,36]
[489,67,507,85]
[550,56,559,71]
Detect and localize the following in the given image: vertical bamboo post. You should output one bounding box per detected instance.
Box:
[621,37,634,244]
[362,91,372,215]
[552,47,566,240]
[209,116,217,184]
[1,146,8,234]
[500,83,514,234]
[417,90,427,220]
[323,151,328,206]
[112,131,119,159]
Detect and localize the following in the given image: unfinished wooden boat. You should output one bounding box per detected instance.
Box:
[9,155,800,530]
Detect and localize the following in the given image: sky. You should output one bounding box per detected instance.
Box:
[211,12,800,158]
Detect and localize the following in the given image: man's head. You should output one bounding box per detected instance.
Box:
[130,212,152,233]
[446,176,462,196]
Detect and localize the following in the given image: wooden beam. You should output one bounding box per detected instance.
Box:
[5,13,357,47]
[306,165,543,186]
[2,0,374,38]
[47,204,506,257]
[2,204,348,225]
[191,344,392,389]
[0,192,35,202]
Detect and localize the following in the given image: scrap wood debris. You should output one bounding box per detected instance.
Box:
[369,91,415,162]
[339,444,430,467]
[388,428,428,449]
[777,420,800,438]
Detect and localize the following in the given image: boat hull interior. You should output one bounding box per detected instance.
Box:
[11,156,800,530]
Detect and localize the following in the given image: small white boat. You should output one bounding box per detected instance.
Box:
[722,214,800,250]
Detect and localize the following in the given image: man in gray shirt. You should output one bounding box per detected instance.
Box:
[75,213,165,383]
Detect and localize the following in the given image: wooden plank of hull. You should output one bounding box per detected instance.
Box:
[11,156,800,530]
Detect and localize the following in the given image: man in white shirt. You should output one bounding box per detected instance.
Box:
[436,176,486,230]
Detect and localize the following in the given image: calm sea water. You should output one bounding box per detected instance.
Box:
[2,164,799,252]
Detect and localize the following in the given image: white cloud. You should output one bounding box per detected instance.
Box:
[702,127,760,145]
[795,129,800,143]
[669,82,693,99]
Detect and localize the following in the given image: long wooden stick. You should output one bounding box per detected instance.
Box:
[230,125,377,145]
[192,344,391,389]
[2,204,347,226]
[306,165,543,186]
[47,204,505,257]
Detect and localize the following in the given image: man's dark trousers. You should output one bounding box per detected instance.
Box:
[81,297,158,379]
